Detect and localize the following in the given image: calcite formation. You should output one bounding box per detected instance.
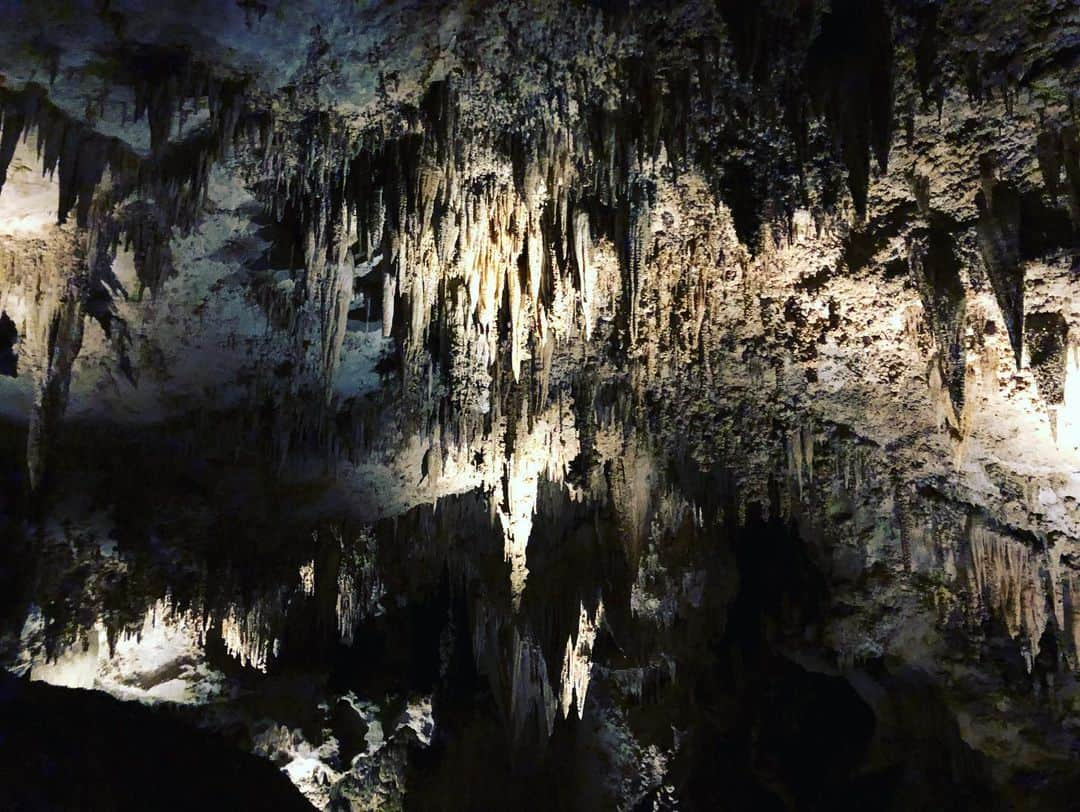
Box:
[0,0,1078,809]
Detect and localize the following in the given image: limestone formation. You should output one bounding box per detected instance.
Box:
[0,1,1078,809]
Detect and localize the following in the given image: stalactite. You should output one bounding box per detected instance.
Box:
[0,65,259,485]
[1062,125,1080,226]
[976,166,1025,368]
[558,600,603,720]
[220,598,281,673]
[1,59,249,238]
[571,208,594,338]
[26,287,84,493]
[509,629,558,748]
[787,421,815,497]
[619,181,653,347]
[1056,563,1080,670]
[967,517,1048,672]
[0,84,124,228]
[256,66,750,451]
[335,528,385,645]
[1038,128,1063,200]
[908,217,966,413]
[804,0,894,217]
[490,399,580,605]
[0,230,89,492]
[298,561,315,597]
[1025,311,1069,407]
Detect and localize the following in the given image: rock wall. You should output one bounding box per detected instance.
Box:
[0,0,1078,808]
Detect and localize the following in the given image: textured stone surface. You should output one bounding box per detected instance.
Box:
[0,0,1078,808]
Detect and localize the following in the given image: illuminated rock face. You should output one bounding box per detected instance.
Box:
[0,0,1078,809]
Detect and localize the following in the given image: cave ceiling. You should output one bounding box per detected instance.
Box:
[0,0,1079,809]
